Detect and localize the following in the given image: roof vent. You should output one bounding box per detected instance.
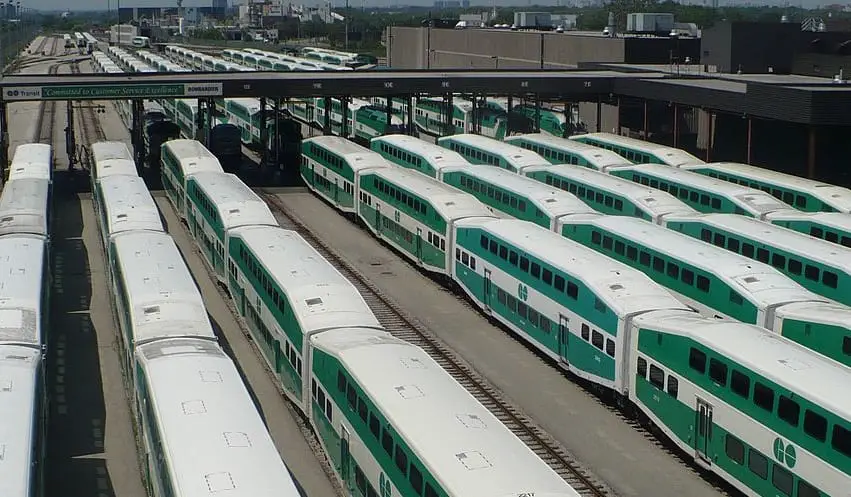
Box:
[116,214,128,220]
[223,432,251,448]
[778,358,811,371]
[205,472,236,492]
[743,276,759,284]
[306,297,323,306]
[200,370,223,383]
[395,384,424,399]
[400,357,426,369]
[456,413,486,429]
[0,376,11,392]
[609,284,624,291]
[181,400,207,415]
[456,450,492,470]
[143,306,160,316]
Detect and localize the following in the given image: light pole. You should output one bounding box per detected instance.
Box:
[344,0,348,51]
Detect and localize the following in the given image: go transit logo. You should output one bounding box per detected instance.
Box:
[379,472,392,497]
[517,283,528,301]
[773,438,797,468]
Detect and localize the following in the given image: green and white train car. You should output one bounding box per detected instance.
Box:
[301,136,390,214]
[174,99,199,140]
[766,211,851,249]
[629,311,851,497]
[414,97,507,139]
[610,164,796,219]
[357,166,495,275]
[185,171,277,282]
[438,134,550,174]
[504,133,631,172]
[440,165,596,230]
[370,134,471,178]
[160,139,225,220]
[524,164,699,224]
[681,162,851,213]
[570,132,704,167]
[452,217,690,389]
[226,225,385,406]
[666,213,851,306]
[310,327,583,497]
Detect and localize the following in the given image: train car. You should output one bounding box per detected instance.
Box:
[300,136,390,214]
[160,139,224,219]
[107,230,218,380]
[570,132,704,167]
[370,134,471,178]
[63,33,72,48]
[628,310,850,497]
[131,36,150,48]
[134,338,303,497]
[414,97,506,138]
[774,301,851,367]
[208,124,242,173]
[609,164,795,220]
[185,172,277,282]
[682,161,851,213]
[94,175,164,250]
[765,211,851,249]
[504,133,631,172]
[357,166,495,276]
[438,134,550,174]
[440,165,596,230]
[524,164,699,224]
[310,327,583,497]
[0,178,51,238]
[8,144,53,182]
[452,217,689,389]
[226,225,384,406]
[145,121,181,171]
[351,106,405,143]
[666,213,851,306]
[90,141,137,198]
[0,234,49,497]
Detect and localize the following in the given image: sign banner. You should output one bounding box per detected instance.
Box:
[3,82,223,101]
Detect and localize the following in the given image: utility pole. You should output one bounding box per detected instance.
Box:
[344,0,348,51]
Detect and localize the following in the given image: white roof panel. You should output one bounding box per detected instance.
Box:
[91,141,133,162]
[137,339,301,497]
[461,218,687,317]
[99,176,164,237]
[189,173,277,231]
[162,139,224,176]
[570,132,704,167]
[0,346,41,497]
[505,133,631,171]
[0,178,49,237]
[776,301,851,331]
[111,231,216,345]
[372,135,470,173]
[9,144,52,181]
[0,235,45,346]
[314,329,581,497]
[305,135,391,170]
[767,211,851,236]
[439,134,550,172]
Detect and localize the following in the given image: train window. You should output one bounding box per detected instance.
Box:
[748,450,768,480]
[667,262,679,279]
[497,289,506,305]
[804,410,827,442]
[470,257,477,270]
[489,240,498,255]
[788,259,803,275]
[811,227,824,238]
[679,189,689,200]
[660,182,669,191]
[689,348,707,373]
[602,236,613,249]
[795,195,807,209]
[518,302,528,319]
[487,186,494,198]
[519,200,527,211]
[772,466,793,497]
[527,308,539,327]
[409,465,424,494]
[768,252,788,270]
[581,324,590,340]
[591,331,604,350]
[337,372,347,393]
[369,413,380,438]
[700,194,710,206]
[711,198,721,209]
[462,253,470,266]
[347,384,357,409]
[510,197,518,209]
[639,176,649,186]
[713,233,725,247]
[596,192,604,204]
[778,395,800,427]
[650,179,659,188]
[578,187,586,197]
[605,196,614,207]
[824,271,838,289]
[725,435,745,465]
[614,240,625,255]
[531,262,541,278]
[844,336,851,356]
[649,364,664,389]
[697,275,710,292]
[639,251,651,267]
[498,246,508,260]
[542,268,553,285]
[520,257,530,272]
[615,199,624,210]
[425,483,438,497]
[669,185,679,197]
[827,231,839,243]
[317,387,325,410]
[726,238,740,252]
[358,398,368,422]
[804,264,820,282]
[594,298,607,314]
[833,424,851,457]
[506,295,517,312]
[509,251,519,266]
[753,382,775,412]
[606,339,615,357]
[480,235,488,249]
[781,192,794,205]
[730,291,743,306]
[709,358,728,386]
[690,191,699,202]
[700,229,711,242]
[653,257,665,273]
[395,446,409,474]
[797,481,820,497]
[742,243,754,257]
[756,248,769,263]
[567,282,578,299]
[637,357,647,377]
[667,376,678,398]
[626,246,638,261]
[355,466,366,493]
[545,175,554,185]
[554,275,565,292]
[730,370,750,398]
[382,428,394,456]
[682,268,695,286]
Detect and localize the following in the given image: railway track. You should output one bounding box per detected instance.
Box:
[259,191,615,497]
[70,61,106,146]
[34,64,58,144]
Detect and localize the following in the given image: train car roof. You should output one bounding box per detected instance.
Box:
[686,162,851,213]
[570,132,704,167]
[0,178,49,238]
[635,310,851,417]
[91,141,133,162]
[9,143,52,181]
[188,172,277,231]
[560,215,824,308]
[110,231,216,345]
[136,339,302,497]
[438,134,549,171]
[231,226,383,333]
[0,235,46,347]
[98,176,164,238]
[0,346,41,497]
[611,164,792,217]
[366,167,495,220]
[506,133,631,171]
[460,218,688,317]
[162,139,224,175]
[313,328,581,497]
[767,211,851,237]
[443,164,596,218]
[304,135,390,172]
[667,213,851,272]
[372,134,470,171]
[775,301,851,331]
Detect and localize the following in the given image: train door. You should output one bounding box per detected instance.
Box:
[333,178,340,204]
[483,269,492,312]
[694,398,713,464]
[375,204,382,234]
[274,339,284,378]
[416,227,423,264]
[340,426,352,490]
[558,314,570,361]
